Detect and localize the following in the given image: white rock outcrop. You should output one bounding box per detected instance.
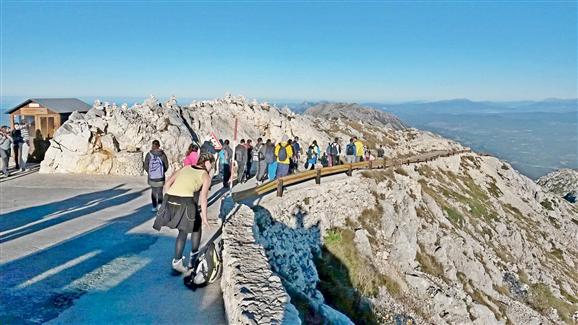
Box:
[538,168,578,198]
[41,94,424,176]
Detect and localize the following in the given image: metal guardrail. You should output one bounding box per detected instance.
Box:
[232,149,471,201]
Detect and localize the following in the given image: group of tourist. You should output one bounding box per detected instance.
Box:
[0,123,32,177]
[145,134,388,274]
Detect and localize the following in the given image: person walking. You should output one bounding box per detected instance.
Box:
[354,137,364,162]
[144,140,169,212]
[275,135,293,178]
[290,136,301,173]
[306,144,319,170]
[265,140,277,181]
[364,146,371,161]
[235,139,248,183]
[183,143,200,166]
[330,138,341,166]
[245,139,254,180]
[377,145,385,158]
[345,138,356,164]
[325,142,333,167]
[17,122,30,171]
[11,123,23,170]
[254,138,267,184]
[221,139,233,187]
[0,126,13,177]
[153,153,214,273]
[250,138,263,178]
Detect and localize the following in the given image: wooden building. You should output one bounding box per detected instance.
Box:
[7,98,91,139]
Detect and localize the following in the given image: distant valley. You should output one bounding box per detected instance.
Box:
[283,98,577,180]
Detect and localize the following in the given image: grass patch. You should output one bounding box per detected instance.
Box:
[324,229,342,245]
[360,170,393,183]
[550,247,564,260]
[317,228,400,324]
[359,191,383,236]
[461,155,482,169]
[560,288,578,304]
[416,165,435,178]
[528,282,578,323]
[501,164,510,170]
[394,167,408,176]
[444,207,465,228]
[303,197,311,205]
[416,244,446,280]
[548,216,561,229]
[541,199,554,211]
[487,176,503,198]
[494,284,510,297]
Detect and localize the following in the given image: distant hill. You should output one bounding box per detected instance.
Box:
[304,102,406,130]
[368,98,578,115]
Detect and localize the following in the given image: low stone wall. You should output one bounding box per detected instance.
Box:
[221,203,300,324]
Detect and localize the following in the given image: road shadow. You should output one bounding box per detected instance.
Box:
[208,186,229,207]
[0,164,41,183]
[0,205,158,324]
[0,186,146,243]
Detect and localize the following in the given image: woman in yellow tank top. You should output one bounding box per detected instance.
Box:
[153,152,214,273]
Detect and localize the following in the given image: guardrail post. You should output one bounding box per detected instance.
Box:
[315,169,321,184]
[276,179,284,197]
[346,164,352,176]
[368,160,373,169]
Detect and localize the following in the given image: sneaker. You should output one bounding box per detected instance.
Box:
[151,207,158,212]
[172,257,187,273]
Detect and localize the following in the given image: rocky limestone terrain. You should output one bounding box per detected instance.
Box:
[40,94,430,175]
[252,147,578,324]
[538,168,578,199]
[40,94,330,175]
[305,102,407,131]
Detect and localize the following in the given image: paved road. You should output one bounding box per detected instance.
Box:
[0,172,227,324]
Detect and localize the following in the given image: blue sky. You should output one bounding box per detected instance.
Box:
[1,1,576,102]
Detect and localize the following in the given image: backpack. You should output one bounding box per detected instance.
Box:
[148,153,165,179]
[257,144,266,161]
[235,145,245,162]
[264,145,275,163]
[184,227,224,290]
[200,140,216,154]
[278,144,289,161]
[292,142,300,156]
[346,143,355,156]
[330,143,339,156]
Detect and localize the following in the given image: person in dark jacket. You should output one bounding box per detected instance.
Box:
[235,139,248,183]
[221,139,233,187]
[11,124,23,170]
[245,139,253,179]
[144,140,169,212]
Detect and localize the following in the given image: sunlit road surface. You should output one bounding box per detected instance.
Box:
[0,173,226,324]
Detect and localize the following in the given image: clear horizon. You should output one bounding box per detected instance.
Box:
[1,2,577,101]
